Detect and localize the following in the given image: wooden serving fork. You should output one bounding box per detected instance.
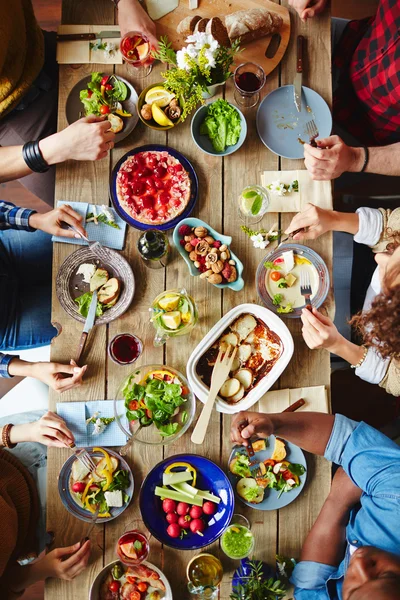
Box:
[191,345,238,445]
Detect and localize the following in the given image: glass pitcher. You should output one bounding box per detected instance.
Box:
[150,288,198,347]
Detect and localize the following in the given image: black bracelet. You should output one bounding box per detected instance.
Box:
[360,146,369,173]
[22,141,49,173]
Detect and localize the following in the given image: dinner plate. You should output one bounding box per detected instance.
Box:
[256,85,332,159]
[139,454,234,550]
[56,245,135,325]
[58,448,134,523]
[256,243,330,318]
[227,435,307,511]
[109,144,199,231]
[65,75,139,144]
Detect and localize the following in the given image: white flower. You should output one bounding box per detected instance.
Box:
[203,48,217,68]
[186,32,219,52]
[92,418,106,436]
[268,180,287,196]
[251,233,269,249]
[176,48,193,70]
[186,43,199,59]
[86,411,99,425]
[104,42,115,58]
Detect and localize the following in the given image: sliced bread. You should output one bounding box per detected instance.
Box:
[206,16,231,47]
[194,17,210,33]
[225,8,283,44]
[177,15,202,37]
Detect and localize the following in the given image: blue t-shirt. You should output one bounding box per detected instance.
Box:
[291,414,400,599]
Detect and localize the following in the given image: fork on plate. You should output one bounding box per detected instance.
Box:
[300,270,313,309]
[305,119,319,147]
[69,445,98,475]
[65,224,109,260]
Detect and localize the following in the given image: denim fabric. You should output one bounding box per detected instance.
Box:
[291,415,400,599]
[0,227,57,350]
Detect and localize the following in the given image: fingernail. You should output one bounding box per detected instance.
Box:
[74,233,81,239]
[74,367,81,373]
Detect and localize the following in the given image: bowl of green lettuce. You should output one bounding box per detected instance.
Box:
[191,99,247,157]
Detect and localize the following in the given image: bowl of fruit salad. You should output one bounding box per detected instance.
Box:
[114,365,196,446]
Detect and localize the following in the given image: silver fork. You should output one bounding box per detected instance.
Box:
[305,119,319,147]
[66,225,109,261]
[69,445,98,475]
[300,270,313,308]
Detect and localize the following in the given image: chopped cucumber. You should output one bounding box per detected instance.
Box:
[154,486,203,506]
[172,482,199,497]
[196,490,221,504]
[163,471,193,486]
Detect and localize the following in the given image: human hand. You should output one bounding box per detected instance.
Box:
[285,203,337,241]
[231,411,274,447]
[301,307,343,351]
[288,0,327,20]
[304,136,364,180]
[36,540,91,581]
[40,116,115,165]
[117,0,159,51]
[29,205,87,239]
[31,360,87,393]
[12,411,75,448]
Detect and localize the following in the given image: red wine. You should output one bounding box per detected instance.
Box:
[236,72,262,93]
[109,334,142,364]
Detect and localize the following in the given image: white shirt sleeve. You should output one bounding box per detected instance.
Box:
[354,207,383,247]
[355,347,390,384]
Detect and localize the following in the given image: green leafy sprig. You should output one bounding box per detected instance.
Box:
[230,560,288,600]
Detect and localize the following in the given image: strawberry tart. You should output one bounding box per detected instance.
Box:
[116,150,192,225]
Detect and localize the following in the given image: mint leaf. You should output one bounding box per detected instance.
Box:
[251,194,263,215]
[133,540,143,551]
[242,190,258,200]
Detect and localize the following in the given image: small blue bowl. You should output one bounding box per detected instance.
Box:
[173,217,244,291]
[191,102,247,157]
[139,453,234,550]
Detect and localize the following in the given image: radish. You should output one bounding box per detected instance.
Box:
[178,515,192,529]
[167,523,181,538]
[72,482,86,493]
[166,512,179,524]
[203,501,216,516]
[189,505,203,519]
[162,499,176,513]
[176,502,190,516]
[190,519,205,535]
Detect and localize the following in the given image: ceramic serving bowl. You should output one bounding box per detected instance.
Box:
[187,303,294,414]
[191,101,247,156]
[138,82,184,130]
[172,217,244,291]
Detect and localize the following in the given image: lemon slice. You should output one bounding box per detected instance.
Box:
[145,86,175,107]
[158,294,180,311]
[161,311,181,329]
[152,103,174,127]
[240,195,256,216]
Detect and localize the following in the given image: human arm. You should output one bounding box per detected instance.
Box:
[0,411,75,448]
[115,0,158,48]
[303,135,400,180]
[288,0,328,20]
[5,358,87,392]
[284,203,360,241]
[0,116,115,184]
[0,201,87,239]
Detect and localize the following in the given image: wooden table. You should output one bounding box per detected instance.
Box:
[47,1,333,598]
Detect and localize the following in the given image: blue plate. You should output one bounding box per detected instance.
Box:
[227,435,307,511]
[172,217,245,291]
[140,454,234,550]
[58,447,134,523]
[256,85,332,159]
[191,102,247,157]
[109,144,199,231]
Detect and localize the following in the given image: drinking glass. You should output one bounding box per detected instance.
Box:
[120,31,154,78]
[238,184,270,225]
[150,288,198,346]
[221,514,255,560]
[187,553,223,600]
[116,530,150,566]
[234,62,266,108]
[108,333,143,365]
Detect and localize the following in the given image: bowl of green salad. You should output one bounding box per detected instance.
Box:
[114,365,196,446]
[191,99,247,157]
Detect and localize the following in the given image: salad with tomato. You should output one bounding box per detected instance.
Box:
[79,72,132,120]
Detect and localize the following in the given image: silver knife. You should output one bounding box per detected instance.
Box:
[76,290,97,365]
[293,35,304,112]
[56,31,120,42]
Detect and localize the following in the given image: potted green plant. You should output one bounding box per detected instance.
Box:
[152,34,241,119]
[231,559,289,600]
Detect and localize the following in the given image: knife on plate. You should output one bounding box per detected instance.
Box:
[76,290,97,365]
[56,31,120,42]
[293,35,304,112]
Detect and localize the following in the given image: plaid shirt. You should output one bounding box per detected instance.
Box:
[0,353,16,378]
[0,201,36,231]
[333,0,400,146]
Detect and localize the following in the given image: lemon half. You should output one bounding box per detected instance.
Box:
[151,103,174,127]
[145,86,175,107]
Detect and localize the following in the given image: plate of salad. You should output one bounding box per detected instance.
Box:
[66,72,139,143]
[227,435,307,510]
[191,99,247,156]
[114,365,196,446]
[58,447,134,523]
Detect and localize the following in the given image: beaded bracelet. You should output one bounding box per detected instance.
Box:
[22,141,49,173]
[1,423,16,448]
[351,346,368,369]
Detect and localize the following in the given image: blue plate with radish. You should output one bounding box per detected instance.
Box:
[139,454,234,550]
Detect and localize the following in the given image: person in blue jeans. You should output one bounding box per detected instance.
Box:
[231,411,400,600]
[0,201,87,391]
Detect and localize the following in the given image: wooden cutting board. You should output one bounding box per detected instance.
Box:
[153,0,290,77]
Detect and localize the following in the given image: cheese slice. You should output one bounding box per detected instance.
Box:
[145,0,179,21]
[282,250,295,274]
[189,0,199,8]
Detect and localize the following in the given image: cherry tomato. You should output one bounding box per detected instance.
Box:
[105,83,113,91]
[270,271,282,282]
[87,90,93,98]
[181,385,189,396]
[264,459,276,468]
[100,105,111,115]
[146,409,152,419]
[128,400,139,411]
[137,582,148,592]
[101,75,110,86]
[108,580,121,592]
[127,576,136,584]
[130,592,141,600]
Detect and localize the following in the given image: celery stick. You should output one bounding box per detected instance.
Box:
[172,482,199,497]
[196,490,221,504]
[163,471,193,486]
[154,487,203,506]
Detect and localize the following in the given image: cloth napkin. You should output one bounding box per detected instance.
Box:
[261,169,333,212]
[56,25,122,64]
[259,385,329,414]
[51,201,126,250]
[57,400,128,447]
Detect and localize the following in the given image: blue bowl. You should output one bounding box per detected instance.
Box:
[109,144,199,231]
[191,102,247,157]
[172,217,244,291]
[58,447,134,523]
[139,453,234,550]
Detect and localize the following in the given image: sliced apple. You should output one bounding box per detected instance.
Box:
[219,378,241,398]
[234,368,253,390]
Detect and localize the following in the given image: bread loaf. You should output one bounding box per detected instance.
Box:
[194,17,210,33]
[225,8,283,44]
[205,17,231,47]
[177,15,202,37]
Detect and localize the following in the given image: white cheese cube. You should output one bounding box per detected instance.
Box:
[282,250,295,274]
[104,490,123,508]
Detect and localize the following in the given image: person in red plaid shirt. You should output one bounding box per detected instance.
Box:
[289,0,400,181]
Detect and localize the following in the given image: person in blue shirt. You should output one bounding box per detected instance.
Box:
[231,411,400,600]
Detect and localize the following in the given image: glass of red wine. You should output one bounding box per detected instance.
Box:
[120,31,154,78]
[234,62,266,108]
[109,333,143,366]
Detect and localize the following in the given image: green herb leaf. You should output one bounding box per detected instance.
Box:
[272,294,283,306]
[287,463,306,476]
[133,540,143,551]
[251,194,263,215]
[277,278,288,289]
[242,190,258,200]
[264,261,280,270]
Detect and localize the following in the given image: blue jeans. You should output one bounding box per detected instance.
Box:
[0,228,57,350]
